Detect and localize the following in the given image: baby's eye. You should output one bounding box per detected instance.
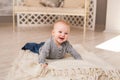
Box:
[65,33,68,35]
[58,31,62,33]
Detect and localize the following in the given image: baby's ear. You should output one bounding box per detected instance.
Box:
[51,30,54,35]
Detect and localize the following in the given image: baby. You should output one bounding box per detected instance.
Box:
[38,20,82,67]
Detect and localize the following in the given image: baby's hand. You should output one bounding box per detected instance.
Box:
[41,63,48,68]
[40,63,48,77]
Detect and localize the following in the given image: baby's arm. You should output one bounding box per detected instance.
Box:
[66,42,82,59]
[70,47,82,59]
[38,39,51,65]
[38,51,49,68]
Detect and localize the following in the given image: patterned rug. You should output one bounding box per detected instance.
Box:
[6,44,120,80]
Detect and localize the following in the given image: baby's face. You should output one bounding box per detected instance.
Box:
[52,22,70,45]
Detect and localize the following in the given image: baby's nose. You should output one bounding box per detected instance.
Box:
[61,33,65,37]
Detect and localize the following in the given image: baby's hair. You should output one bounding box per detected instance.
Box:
[54,20,70,26]
[53,20,70,30]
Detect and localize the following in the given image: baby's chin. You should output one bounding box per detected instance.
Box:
[58,40,67,44]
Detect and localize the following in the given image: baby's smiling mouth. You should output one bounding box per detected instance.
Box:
[59,37,64,40]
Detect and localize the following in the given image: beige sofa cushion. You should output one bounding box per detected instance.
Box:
[23,0,43,7]
[63,0,85,8]
[40,0,63,7]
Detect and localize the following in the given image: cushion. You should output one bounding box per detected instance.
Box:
[63,0,85,8]
[23,0,43,7]
[40,0,64,7]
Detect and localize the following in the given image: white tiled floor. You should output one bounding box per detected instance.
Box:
[0,23,120,80]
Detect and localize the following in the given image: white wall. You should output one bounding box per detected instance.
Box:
[106,0,120,33]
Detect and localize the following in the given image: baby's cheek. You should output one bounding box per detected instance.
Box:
[66,35,69,38]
